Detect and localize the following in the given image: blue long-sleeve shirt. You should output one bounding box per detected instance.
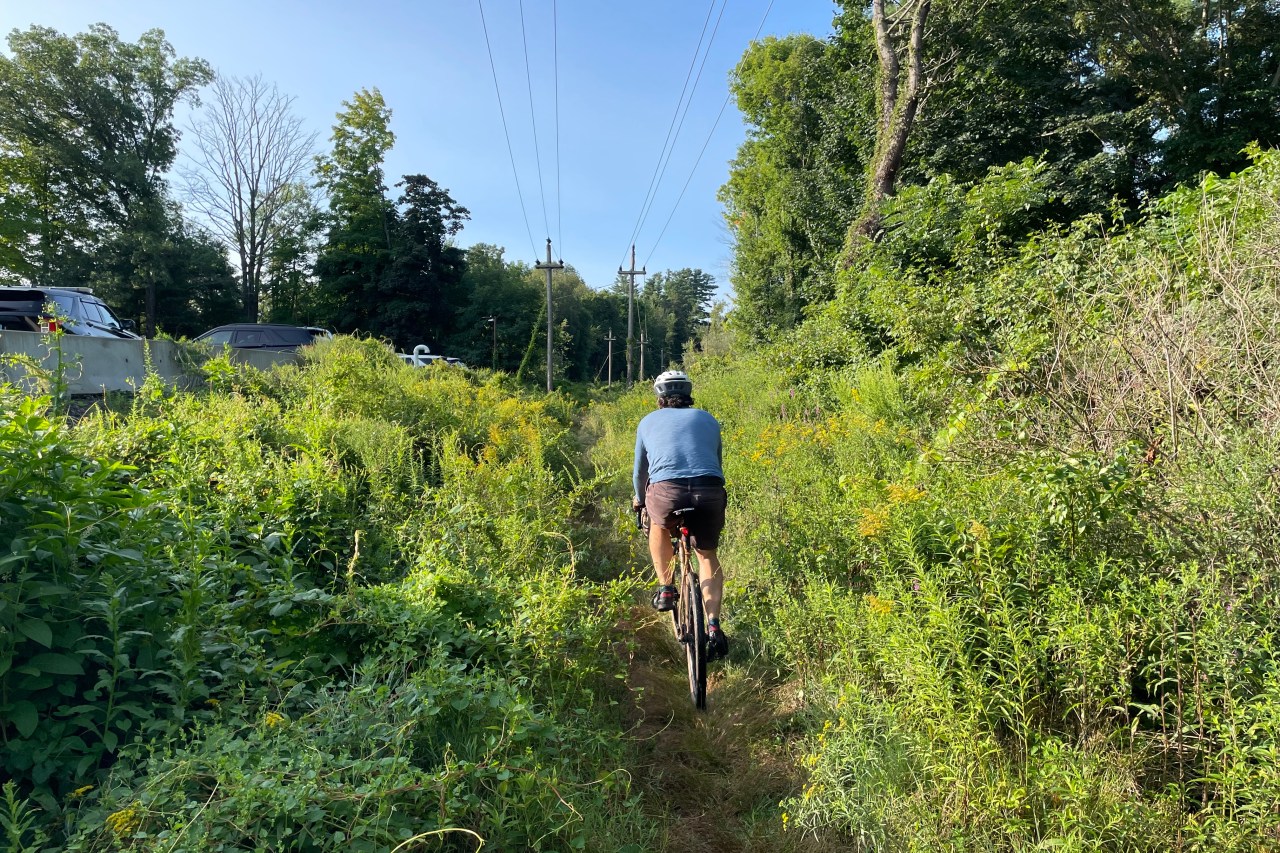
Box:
[633,407,724,501]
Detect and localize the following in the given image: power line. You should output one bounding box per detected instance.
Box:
[643,0,779,267]
[519,0,552,240]
[617,0,721,268]
[477,0,538,258]
[643,95,732,268]
[631,0,729,249]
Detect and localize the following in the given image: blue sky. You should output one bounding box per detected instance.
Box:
[0,1,839,297]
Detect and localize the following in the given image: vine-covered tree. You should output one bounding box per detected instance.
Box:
[722,0,1280,341]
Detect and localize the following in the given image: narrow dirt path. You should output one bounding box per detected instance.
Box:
[616,606,855,853]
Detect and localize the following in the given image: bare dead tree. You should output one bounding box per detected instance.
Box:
[182,73,317,322]
[847,0,932,250]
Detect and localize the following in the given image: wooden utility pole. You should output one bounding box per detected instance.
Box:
[618,244,645,387]
[536,238,565,393]
[605,328,616,388]
[639,330,646,383]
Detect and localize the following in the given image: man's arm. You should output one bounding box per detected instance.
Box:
[633,428,649,507]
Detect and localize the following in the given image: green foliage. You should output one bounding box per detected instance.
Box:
[720,32,875,339]
[724,0,1280,342]
[0,24,220,334]
[2,337,650,849]
[579,149,1280,848]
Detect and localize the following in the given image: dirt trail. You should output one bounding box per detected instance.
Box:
[617,606,853,853]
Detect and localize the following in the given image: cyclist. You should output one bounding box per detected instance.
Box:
[632,370,729,661]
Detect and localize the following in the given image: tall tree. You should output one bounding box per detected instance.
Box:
[642,268,717,367]
[378,174,469,349]
[0,24,211,332]
[313,88,396,334]
[721,33,875,339]
[182,73,317,322]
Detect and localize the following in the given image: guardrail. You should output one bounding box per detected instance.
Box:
[0,331,299,395]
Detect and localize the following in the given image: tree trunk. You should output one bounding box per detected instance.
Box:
[846,0,931,252]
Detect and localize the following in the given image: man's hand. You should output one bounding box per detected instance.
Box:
[632,498,643,512]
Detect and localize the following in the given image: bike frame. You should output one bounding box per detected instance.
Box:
[638,505,707,710]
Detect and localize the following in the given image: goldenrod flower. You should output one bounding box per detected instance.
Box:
[865,594,895,616]
[858,505,889,537]
[263,711,287,728]
[968,520,990,541]
[69,785,94,799]
[886,483,924,504]
[106,803,142,836]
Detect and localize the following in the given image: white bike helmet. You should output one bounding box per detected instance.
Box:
[653,370,693,397]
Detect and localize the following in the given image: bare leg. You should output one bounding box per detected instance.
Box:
[694,548,723,622]
[648,523,675,586]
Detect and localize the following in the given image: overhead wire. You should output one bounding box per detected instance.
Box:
[616,0,721,268]
[477,0,539,259]
[643,0,778,268]
[518,0,552,242]
[643,96,732,269]
[630,0,729,251]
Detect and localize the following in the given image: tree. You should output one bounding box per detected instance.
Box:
[0,24,211,331]
[182,73,317,322]
[89,207,241,337]
[722,0,1280,342]
[720,33,875,338]
[262,183,324,324]
[849,0,931,242]
[378,174,469,349]
[641,268,716,367]
[313,88,396,334]
[445,244,539,370]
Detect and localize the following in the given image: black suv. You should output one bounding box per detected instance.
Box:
[0,286,139,338]
[195,324,333,352]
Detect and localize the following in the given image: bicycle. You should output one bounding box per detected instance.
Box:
[637,505,707,710]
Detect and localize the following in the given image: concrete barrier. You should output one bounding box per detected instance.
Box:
[0,331,299,395]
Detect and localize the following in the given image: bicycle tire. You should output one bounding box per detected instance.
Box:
[682,558,707,710]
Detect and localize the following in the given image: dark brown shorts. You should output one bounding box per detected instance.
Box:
[645,477,727,550]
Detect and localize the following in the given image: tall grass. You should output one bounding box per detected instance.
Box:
[582,151,1280,850]
[2,339,651,851]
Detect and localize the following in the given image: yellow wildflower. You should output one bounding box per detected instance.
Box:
[263,711,287,728]
[105,803,142,837]
[69,785,94,799]
[205,698,221,708]
[781,811,790,830]
[968,520,990,541]
[886,483,924,504]
[858,505,889,537]
[865,594,895,616]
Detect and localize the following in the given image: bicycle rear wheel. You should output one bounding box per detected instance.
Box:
[681,564,707,710]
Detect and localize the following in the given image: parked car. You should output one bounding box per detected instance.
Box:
[194,323,333,352]
[0,286,140,338]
